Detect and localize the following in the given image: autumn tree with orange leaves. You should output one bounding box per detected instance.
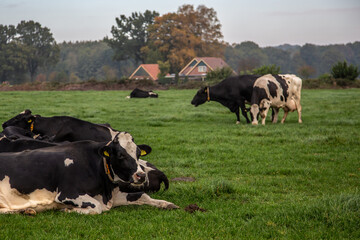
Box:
[143,4,225,72]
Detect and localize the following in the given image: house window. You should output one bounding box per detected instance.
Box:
[198,66,207,72]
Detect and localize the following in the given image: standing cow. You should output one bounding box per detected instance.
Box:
[191,75,260,124]
[250,74,302,125]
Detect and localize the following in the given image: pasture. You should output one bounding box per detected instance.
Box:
[0,89,359,239]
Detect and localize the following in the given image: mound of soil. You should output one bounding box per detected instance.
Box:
[184,204,207,213]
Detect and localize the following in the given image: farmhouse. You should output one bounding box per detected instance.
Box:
[179,57,236,80]
[129,64,161,81]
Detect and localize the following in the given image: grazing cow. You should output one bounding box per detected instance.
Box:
[0,135,178,214]
[191,75,260,124]
[2,110,169,193]
[250,74,302,125]
[127,88,158,98]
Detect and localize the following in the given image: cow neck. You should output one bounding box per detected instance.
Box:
[102,141,127,185]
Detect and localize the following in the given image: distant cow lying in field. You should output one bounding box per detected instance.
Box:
[250,74,302,125]
[127,88,158,98]
[191,75,260,124]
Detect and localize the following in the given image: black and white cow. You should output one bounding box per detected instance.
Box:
[191,75,260,124]
[2,110,170,193]
[127,88,158,98]
[250,74,303,125]
[0,134,178,214]
[0,136,169,193]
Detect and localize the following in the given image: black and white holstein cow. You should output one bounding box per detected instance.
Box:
[0,136,168,193]
[2,110,169,193]
[0,133,178,214]
[191,75,260,124]
[250,74,302,125]
[127,88,158,98]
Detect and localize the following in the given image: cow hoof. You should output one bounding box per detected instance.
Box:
[299,120,303,123]
[166,204,180,210]
[236,121,240,124]
[251,122,258,125]
[21,208,37,216]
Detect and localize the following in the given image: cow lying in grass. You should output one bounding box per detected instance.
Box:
[0,135,178,214]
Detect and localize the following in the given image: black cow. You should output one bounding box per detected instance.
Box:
[0,137,56,152]
[128,88,158,98]
[0,137,178,214]
[2,126,51,141]
[2,110,169,193]
[2,110,118,143]
[191,75,260,124]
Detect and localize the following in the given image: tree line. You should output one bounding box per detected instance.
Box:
[1,4,359,84]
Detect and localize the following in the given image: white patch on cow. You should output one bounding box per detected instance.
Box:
[64,158,74,167]
[58,193,104,214]
[117,132,137,160]
[0,176,59,213]
[105,130,145,184]
[111,187,178,209]
[20,110,26,114]
[149,92,156,96]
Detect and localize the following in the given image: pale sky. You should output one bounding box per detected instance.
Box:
[0,0,359,47]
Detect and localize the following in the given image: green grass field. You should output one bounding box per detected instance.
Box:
[0,89,359,239]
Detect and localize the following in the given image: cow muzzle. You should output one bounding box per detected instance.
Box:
[132,171,146,185]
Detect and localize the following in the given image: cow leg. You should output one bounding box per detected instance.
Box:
[250,105,259,125]
[272,108,279,123]
[295,99,302,123]
[260,107,270,125]
[281,110,289,123]
[240,102,251,124]
[234,108,241,124]
[113,191,179,210]
[55,193,104,214]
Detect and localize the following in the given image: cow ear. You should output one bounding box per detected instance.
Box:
[99,146,112,158]
[27,116,35,123]
[138,144,152,156]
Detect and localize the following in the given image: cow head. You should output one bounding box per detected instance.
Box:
[2,110,35,130]
[99,132,151,185]
[148,91,158,98]
[191,87,208,107]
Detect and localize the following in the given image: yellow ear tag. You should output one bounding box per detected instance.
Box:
[103,151,110,157]
[141,150,147,156]
[28,119,32,123]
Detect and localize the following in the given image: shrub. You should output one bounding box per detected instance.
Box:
[206,67,234,83]
[331,61,359,80]
[252,64,280,75]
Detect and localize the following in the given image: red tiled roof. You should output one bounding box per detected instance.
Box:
[130,64,160,81]
[179,57,234,76]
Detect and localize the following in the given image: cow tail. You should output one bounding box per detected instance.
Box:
[161,172,169,191]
